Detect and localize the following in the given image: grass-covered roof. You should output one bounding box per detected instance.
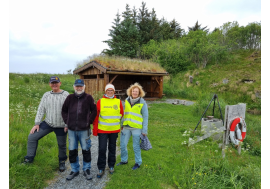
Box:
[73,55,167,74]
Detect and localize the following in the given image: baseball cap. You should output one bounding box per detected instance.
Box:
[74,79,84,86]
[50,76,60,83]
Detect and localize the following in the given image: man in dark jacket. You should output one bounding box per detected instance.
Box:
[62,79,97,181]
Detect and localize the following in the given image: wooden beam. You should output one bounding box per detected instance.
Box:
[96,74,100,92]
[159,76,164,98]
[106,71,168,76]
[154,77,160,85]
[104,74,109,87]
[109,75,118,84]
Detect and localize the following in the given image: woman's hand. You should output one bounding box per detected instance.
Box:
[142,133,147,136]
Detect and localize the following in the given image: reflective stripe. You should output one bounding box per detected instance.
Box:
[123,118,142,125]
[124,112,143,118]
[99,115,122,119]
[98,121,120,126]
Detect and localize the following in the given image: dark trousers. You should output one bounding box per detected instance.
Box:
[25,121,67,162]
[97,133,118,170]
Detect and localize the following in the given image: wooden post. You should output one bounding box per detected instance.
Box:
[159,76,163,98]
[96,74,100,92]
[104,74,109,89]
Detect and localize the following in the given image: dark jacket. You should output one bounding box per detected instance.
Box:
[61,92,97,131]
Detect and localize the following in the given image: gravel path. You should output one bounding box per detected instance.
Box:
[45,136,120,189]
[146,99,195,106]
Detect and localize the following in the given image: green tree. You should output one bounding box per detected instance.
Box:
[188,20,209,32]
[102,5,140,58]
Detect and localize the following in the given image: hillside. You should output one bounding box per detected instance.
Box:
[163,50,261,113]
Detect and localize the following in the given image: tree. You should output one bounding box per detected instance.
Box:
[102,5,140,58]
[188,20,209,32]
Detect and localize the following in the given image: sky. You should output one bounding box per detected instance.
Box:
[8,0,261,74]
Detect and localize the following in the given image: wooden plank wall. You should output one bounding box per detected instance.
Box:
[81,67,101,75]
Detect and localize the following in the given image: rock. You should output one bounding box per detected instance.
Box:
[189,75,193,83]
[196,81,199,85]
[255,91,261,98]
[223,79,229,84]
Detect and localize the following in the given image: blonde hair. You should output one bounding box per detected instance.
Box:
[126,82,145,97]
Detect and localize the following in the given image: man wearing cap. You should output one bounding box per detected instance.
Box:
[61,79,97,180]
[93,83,124,178]
[23,76,69,172]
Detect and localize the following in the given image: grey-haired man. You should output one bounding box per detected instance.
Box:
[23,76,69,172]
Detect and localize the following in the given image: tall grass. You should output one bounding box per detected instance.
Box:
[75,55,167,73]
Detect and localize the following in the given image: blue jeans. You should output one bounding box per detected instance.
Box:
[68,129,91,172]
[120,128,142,166]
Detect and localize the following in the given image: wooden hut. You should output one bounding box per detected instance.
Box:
[73,60,169,100]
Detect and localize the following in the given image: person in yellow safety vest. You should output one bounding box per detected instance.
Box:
[117,82,149,170]
[93,83,124,178]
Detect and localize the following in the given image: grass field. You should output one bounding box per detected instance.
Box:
[9,50,261,188]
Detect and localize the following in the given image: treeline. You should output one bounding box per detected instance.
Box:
[102,2,261,75]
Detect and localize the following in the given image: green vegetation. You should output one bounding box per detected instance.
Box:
[75,54,166,73]
[107,103,260,189]
[9,73,75,188]
[9,61,260,188]
[163,49,261,112]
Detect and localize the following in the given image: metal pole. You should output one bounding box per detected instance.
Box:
[212,97,216,116]
[216,96,224,125]
[193,94,216,132]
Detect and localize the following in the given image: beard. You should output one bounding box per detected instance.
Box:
[75,89,84,95]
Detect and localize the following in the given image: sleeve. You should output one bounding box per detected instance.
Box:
[61,95,70,127]
[141,100,149,134]
[92,100,100,136]
[34,93,47,125]
[88,95,97,124]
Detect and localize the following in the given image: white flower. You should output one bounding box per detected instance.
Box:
[215,150,218,153]
[184,131,187,134]
[182,134,186,136]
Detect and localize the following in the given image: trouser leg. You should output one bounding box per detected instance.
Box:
[79,130,91,171]
[97,133,108,170]
[68,130,80,172]
[131,129,142,166]
[25,121,53,161]
[54,127,68,161]
[120,129,131,162]
[107,133,118,168]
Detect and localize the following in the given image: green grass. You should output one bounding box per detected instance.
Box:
[9,73,76,188]
[163,49,261,112]
[9,56,261,188]
[107,103,261,189]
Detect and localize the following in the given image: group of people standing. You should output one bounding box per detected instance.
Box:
[23,76,149,181]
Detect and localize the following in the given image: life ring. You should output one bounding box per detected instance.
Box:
[229,117,247,145]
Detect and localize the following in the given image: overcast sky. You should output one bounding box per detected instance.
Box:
[9,0,261,74]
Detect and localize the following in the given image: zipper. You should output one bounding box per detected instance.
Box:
[76,97,79,130]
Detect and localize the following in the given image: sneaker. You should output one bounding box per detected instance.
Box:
[59,161,65,172]
[66,171,79,180]
[116,161,128,166]
[132,163,140,170]
[83,169,92,180]
[97,170,104,178]
[109,167,114,174]
[23,158,33,164]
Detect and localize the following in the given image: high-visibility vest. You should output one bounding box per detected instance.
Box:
[123,100,144,129]
[98,98,122,131]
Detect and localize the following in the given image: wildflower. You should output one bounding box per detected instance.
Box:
[194,183,196,185]
[192,178,194,179]
[184,131,187,134]
[215,150,218,153]
[230,150,232,152]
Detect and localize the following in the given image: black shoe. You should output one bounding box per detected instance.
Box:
[66,171,79,180]
[23,158,33,164]
[132,163,140,170]
[97,170,104,178]
[116,161,128,166]
[83,169,92,180]
[59,161,65,172]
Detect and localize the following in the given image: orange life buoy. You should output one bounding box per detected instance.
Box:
[229,117,247,145]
